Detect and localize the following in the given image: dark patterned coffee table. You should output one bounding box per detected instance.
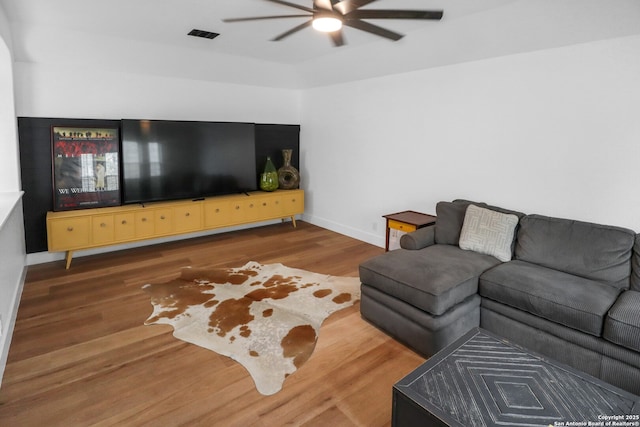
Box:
[393,328,640,427]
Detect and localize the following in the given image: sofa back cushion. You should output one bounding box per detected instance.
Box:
[515,214,635,289]
[632,234,640,291]
[434,201,474,245]
[454,199,525,220]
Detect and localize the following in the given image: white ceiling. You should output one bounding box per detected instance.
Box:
[1,0,640,88]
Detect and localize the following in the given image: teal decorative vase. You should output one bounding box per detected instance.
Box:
[277,149,300,190]
[260,156,279,192]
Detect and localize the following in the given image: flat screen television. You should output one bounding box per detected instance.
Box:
[121,119,257,204]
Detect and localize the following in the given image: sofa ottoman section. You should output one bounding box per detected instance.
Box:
[361,285,480,356]
[604,290,640,353]
[359,245,501,316]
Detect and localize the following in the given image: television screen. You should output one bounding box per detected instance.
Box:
[121,120,257,204]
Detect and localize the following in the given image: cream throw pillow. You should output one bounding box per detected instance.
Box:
[459,204,519,262]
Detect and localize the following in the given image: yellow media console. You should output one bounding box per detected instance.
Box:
[47,189,304,269]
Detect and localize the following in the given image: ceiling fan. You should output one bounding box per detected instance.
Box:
[223,0,443,47]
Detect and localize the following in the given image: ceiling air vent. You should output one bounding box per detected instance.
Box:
[188,29,220,40]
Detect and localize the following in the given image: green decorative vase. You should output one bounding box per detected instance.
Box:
[260,156,279,192]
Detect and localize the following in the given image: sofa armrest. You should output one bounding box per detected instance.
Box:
[400,225,435,250]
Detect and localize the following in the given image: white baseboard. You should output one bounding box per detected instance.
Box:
[302,213,385,248]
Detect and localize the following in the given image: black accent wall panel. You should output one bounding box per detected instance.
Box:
[19,117,121,253]
[18,118,300,254]
[255,124,300,179]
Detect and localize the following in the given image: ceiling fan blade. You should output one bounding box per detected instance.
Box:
[333,0,378,15]
[264,0,314,13]
[329,30,345,47]
[346,10,443,20]
[272,20,313,41]
[223,14,310,23]
[315,0,335,11]
[344,19,403,41]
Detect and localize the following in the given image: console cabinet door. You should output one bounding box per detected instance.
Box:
[92,214,115,245]
[174,205,202,233]
[231,199,251,224]
[241,198,259,224]
[114,213,136,242]
[155,209,173,235]
[281,191,304,215]
[135,212,155,238]
[254,194,281,220]
[48,217,91,251]
[204,200,233,228]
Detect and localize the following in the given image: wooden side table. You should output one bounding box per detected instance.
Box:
[383,210,437,251]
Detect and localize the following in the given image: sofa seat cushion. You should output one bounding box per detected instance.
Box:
[604,291,640,352]
[359,245,501,316]
[479,260,622,336]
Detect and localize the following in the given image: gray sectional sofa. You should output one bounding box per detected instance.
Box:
[359,199,640,395]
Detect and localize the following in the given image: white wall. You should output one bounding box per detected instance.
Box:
[0,3,27,387]
[301,35,640,247]
[14,62,301,123]
[0,5,19,191]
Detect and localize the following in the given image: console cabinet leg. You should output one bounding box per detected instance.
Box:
[281,216,297,227]
[65,251,74,270]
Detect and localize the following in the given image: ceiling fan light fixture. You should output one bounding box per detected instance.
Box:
[312,16,342,33]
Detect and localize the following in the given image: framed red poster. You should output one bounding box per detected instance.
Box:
[51,126,121,211]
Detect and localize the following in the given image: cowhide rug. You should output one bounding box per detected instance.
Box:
[142,261,360,395]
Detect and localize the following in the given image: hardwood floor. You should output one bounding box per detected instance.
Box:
[0,222,425,426]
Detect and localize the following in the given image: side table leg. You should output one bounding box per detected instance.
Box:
[385,220,391,251]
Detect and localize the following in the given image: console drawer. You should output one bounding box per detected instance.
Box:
[48,217,90,251]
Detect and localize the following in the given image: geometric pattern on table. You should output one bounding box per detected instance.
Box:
[403,329,639,427]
